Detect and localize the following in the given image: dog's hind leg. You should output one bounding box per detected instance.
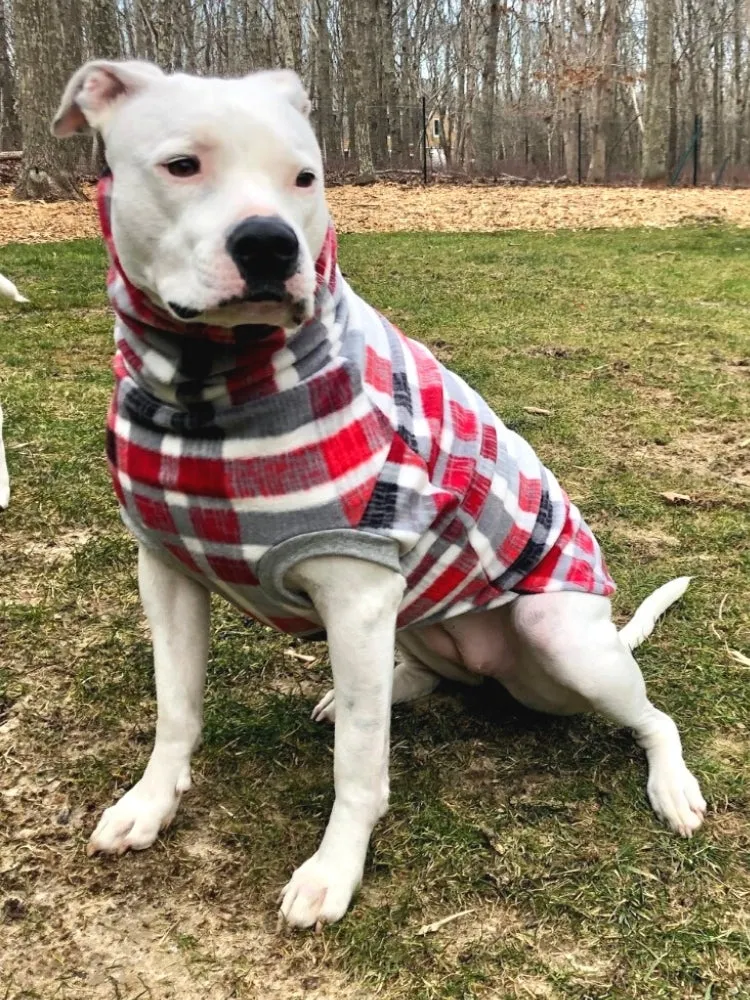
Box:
[88,545,210,855]
[311,644,443,724]
[509,591,706,837]
[311,628,484,725]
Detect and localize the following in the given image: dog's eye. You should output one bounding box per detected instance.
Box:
[295,169,316,189]
[165,156,201,178]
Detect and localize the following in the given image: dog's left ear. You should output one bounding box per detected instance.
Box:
[254,69,311,118]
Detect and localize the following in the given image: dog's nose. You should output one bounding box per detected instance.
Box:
[226,216,299,284]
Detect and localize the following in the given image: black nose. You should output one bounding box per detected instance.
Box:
[226,216,299,285]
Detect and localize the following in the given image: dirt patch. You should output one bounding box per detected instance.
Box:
[19,528,98,565]
[613,524,681,551]
[2,887,366,999]
[709,733,750,767]
[437,903,523,963]
[635,427,750,489]
[0,661,367,1000]
[4,184,750,246]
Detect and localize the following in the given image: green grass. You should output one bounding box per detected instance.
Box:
[0,227,748,999]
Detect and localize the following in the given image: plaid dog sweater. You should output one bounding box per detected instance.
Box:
[99,173,615,636]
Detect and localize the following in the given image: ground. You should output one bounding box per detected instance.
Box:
[3,182,750,243]
[0,192,749,999]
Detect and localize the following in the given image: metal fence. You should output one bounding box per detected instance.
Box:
[315,101,750,188]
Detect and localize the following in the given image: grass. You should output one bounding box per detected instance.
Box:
[0,226,749,1000]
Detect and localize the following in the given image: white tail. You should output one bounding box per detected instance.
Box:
[618,576,691,651]
[0,273,28,303]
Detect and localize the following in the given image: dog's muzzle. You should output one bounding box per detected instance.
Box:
[226,215,299,301]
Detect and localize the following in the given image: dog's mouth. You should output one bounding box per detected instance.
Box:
[167,285,310,327]
[167,282,294,323]
[168,302,202,321]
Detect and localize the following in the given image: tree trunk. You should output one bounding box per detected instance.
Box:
[642,0,674,183]
[13,0,84,200]
[0,0,21,150]
[314,0,337,165]
[343,0,375,179]
[732,0,745,163]
[382,0,401,160]
[86,0,122,174]
[588,0,620,182]
[477,0,500,174]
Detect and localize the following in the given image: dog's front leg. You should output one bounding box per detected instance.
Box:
[88,545,210,855]
[279,556,404,929]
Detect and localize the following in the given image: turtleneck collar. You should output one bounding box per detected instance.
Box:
[96,170,342,407]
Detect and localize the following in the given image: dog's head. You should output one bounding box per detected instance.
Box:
[53,62,328,329]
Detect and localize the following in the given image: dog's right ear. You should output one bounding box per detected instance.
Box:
[52,60,165,138]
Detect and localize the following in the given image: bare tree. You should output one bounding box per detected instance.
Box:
[588,1,621,181]
[477,0,500,173]
[642,0,675,182]
[343,0,375,180]
[0,0,21,149]
[13,0,84,199]
[3,0,750,194]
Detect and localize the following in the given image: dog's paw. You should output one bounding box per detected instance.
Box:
[87,770,190,856]
[311,689,336,725]
[278,853,361,929]
[647,765,706,838]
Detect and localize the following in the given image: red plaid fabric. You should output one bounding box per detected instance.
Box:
[99,172,615,636]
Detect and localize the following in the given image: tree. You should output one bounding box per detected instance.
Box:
[0,0,21,150]
[85,0,122,173]
[477,0,500,174]
[13,0,85,199]
[343,0,375,180]
[642,0,675,182]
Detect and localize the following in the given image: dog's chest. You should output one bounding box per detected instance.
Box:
[106,284,616,636]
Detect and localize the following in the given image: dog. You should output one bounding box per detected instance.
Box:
[0,400,8,510]
[0,272,26,509]
[53,60,706,930]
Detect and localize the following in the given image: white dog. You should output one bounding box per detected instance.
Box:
[0,399,9,510]
[53,61,706,930]
[0,272,26,509]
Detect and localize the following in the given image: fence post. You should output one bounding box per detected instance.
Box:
[693,113,701,186]
[421,95,428,185]
[577,110,583,184]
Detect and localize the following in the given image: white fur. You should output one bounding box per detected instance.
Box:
[53,62,327,328]
[619,576,692,651]
[57,62,706,930]
[0,400,9,509]
[0,272,27,509]
[0,273,28,304]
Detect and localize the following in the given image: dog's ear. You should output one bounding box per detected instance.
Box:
[52,60,165,138]
[254,69,312,118]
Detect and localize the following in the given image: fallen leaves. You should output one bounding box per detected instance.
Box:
[658,490,749,511]
[4,183,750,246]
[660,491,694,505]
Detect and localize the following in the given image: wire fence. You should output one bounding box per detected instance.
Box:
[315,101,750,188]
[1,101,747,188]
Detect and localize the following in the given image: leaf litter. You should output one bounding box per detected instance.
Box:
[4,183,750,245]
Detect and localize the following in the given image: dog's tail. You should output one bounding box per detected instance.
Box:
[618,576,691,651]
[0,273,28,304]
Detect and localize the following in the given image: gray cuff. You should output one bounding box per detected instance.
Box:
[257,529,402,610]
